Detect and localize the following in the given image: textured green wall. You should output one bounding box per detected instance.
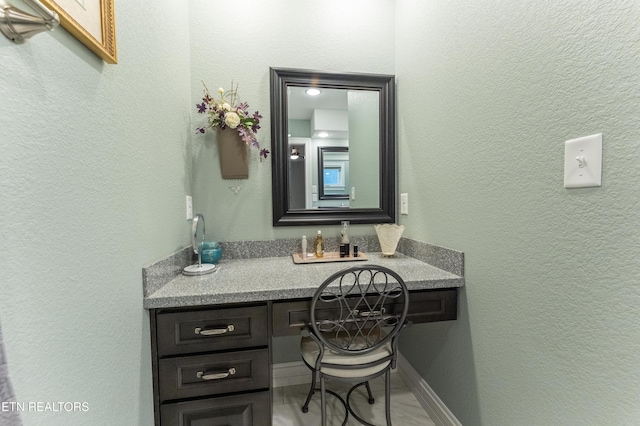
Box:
[395,1,640,424]
[2,1,637,425]
[189,0,396,242]
[0,2,192,425]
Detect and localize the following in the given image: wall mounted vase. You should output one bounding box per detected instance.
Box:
[217,128,248,179]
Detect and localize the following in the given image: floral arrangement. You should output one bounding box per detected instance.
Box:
[196,82,269,161]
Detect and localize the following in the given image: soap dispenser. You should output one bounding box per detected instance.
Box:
[340,221,350,257]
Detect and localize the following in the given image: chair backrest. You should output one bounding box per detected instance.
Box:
[310,264,409,356]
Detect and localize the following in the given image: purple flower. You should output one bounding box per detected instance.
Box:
[195,81,266,164]
[237,127,252,144]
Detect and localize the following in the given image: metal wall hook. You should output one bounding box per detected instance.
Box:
[0,0,59,44]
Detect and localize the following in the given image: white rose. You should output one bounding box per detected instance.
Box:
[221,102,231,112]
[224,111,241,128]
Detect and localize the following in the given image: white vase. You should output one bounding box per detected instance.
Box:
[374,224,405,256]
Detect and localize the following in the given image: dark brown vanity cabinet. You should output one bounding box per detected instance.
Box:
[150,304,271,426]
[148,287,458,425]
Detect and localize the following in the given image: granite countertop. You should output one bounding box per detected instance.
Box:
[143,252,464,309]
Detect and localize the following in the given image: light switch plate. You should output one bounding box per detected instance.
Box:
[564,133,602,188]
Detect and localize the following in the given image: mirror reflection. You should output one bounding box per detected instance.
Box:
[287,87,380,210]
[318,147,349,203]
[270,67,396,226]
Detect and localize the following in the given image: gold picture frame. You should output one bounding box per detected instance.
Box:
[41,0,117,64]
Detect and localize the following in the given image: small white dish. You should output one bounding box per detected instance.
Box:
[182,263,216,276]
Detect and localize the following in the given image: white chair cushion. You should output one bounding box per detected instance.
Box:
[301,330,392,379]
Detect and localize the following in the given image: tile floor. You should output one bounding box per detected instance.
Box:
[272,373,436,426]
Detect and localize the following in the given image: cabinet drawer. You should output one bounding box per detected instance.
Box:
[156,305,268,356]
[158,349,269,402]
[272,288,457,336]
[160,390,270,426]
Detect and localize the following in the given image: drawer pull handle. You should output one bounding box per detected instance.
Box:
[194,324,235,336]
[196,367,236,380]
[355,308,385,317]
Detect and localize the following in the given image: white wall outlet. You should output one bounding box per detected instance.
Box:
[564,133,602,188]
[186,195,193,220]
[351,187,356,200]
[400,193,409,215]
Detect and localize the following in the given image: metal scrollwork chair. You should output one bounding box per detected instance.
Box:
[300,264,410,426]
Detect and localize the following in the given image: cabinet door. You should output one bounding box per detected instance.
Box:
[160,391,271,426]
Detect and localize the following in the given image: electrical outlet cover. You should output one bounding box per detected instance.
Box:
[186,195,193,220]
[400,193,408,215]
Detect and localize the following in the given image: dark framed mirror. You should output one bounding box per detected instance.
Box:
[270,67,396,226]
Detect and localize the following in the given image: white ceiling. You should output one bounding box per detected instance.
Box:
[287,87,348,120]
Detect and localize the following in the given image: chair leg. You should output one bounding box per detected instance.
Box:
[385,370,392,426]
[346,382,376,426]
[301,369,317,413]
[365,381,375,404]
[320,375,327,426]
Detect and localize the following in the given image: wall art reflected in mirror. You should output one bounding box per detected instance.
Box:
[270,67,396,226]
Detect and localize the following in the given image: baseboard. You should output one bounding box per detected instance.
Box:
[397,353,462,426]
